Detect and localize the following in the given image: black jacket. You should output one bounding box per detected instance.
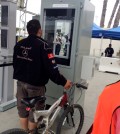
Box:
[105,47,114,57]
[13,34,67,87]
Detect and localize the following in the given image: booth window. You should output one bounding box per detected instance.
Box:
[43,9,75,66]
[1,6,8,26]
[1,30,7,48]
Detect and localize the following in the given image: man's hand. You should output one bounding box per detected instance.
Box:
[64,80,72,90]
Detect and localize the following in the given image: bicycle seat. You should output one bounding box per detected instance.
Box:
[21,96,46,108]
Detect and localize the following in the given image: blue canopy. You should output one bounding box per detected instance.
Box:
[92,23,120,40]
[92,23,106,38]
[104,26,120,40]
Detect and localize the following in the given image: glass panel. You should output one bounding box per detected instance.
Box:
[0,5,1,24]
[0,28,1,52]
[0,5,1,51]
[53,20,71,59]
[43,9,75,66]
[1,6,8,26]
[1,29,7,48]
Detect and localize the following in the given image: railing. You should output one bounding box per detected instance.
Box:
[0,60,14,103]
[0,62,13,67]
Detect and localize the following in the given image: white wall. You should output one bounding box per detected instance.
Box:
[90,38,120,57]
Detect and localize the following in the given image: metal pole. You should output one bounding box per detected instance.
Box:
[24,11,26,37]
[24,0,28,38]
[110,39,112,44]
[17,8,38,16]
[99,36,103,57]
[19,10,21,41]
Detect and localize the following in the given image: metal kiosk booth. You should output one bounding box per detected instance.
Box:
[40,0,95,107]
[0,0,16,111]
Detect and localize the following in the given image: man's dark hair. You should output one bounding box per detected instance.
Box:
[27,19,41,35]
[109,44,112,47]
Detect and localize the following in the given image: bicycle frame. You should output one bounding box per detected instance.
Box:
[32,92,68,132]
[2,83,87,134]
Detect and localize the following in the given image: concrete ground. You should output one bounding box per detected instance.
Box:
[0,70,119,134]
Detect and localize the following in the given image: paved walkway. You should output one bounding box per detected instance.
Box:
[0,71,119,133]
[81,71,119,134]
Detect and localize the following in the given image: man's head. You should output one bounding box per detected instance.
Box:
[109,44,112,48]
[27,19,42,37]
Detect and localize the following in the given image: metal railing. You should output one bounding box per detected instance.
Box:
[0,59,13,103]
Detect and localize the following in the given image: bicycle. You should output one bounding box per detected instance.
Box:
[2,82,87,134]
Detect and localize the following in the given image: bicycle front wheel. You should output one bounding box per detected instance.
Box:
[1,128,28,134]
[56,104,84,134]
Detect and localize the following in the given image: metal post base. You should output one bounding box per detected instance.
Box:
[0,99,17,112]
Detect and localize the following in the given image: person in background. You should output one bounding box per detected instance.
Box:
[63,35,69,56]
[101,52,104,56]
[105,44,114,57]
[13,19,72,133]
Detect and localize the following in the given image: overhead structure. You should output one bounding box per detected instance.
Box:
[17,0,26,8]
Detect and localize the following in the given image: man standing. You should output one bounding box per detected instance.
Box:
[13,19,72,132]
[105,44,114,57]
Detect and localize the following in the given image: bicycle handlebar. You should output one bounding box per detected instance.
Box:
[72,83,88,89]
[76,83,87,89]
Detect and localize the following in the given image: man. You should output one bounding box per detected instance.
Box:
[13,19,72,132]
[105,44,114,57]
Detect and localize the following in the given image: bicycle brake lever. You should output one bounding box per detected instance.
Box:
[76,83,88,89]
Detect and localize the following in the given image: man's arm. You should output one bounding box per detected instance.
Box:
[41,43,71,89]
[105,48,108,57]
[112,48,114,54]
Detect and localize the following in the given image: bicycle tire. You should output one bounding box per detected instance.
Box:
[1,128,28,134]
[56,104,84,134]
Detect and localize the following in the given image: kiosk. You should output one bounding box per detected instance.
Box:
[0,0,16,111]
[40,0,95,106]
